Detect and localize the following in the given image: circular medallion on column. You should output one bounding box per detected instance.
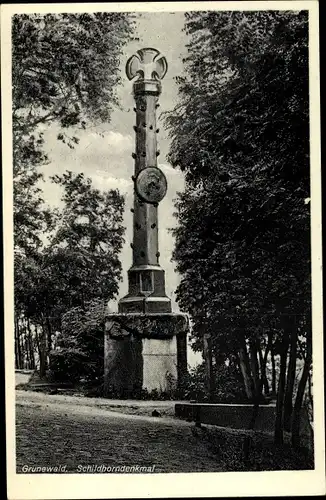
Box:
[135,166,167,204]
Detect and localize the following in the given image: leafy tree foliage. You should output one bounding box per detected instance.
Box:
[48,171,125,313]
[15,172,125,376]
[12,12,134,253]
[12,13,135,140]
[13,13,133,373]
[49,299,106,384]
[13,128,54,255]
[165,11,311,445]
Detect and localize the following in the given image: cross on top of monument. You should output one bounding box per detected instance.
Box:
[126,47,168,82]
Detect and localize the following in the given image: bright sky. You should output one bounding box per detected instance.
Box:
[39,12,202,366]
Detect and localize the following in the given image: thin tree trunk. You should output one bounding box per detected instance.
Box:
[271,347,276,394]
[274,333,289,444]
[243,338,271,462]
[203,333,214,400]
[307,371,313,408]
[258,345,270,395]
[34,324,42,372]
[238,338,254,400]
[249,340,260,399]
[46,313,53,355]
[27,318,35,370]
[291,335,312,448]
[284,321,298,431]
[298,337,313,412]
[15,315,22,369]
[38,323,47,378]
[14,316,19,369]
[24,331,30,369]
[22,317,30,369]
[249,344,270,420]
[19,316,26,368]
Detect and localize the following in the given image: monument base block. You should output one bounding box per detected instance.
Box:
[104,313,188,398]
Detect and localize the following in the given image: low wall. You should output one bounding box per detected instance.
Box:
[175,403,313,449]
[175,403,277,432]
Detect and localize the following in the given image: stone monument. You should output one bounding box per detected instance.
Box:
[104,48,188,397]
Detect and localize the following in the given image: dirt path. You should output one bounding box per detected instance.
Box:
[16,390,183,417]
[16,391,222,473]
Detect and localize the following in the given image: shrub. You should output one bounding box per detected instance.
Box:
[178,361,248,403]
[49,300,105,384]
[49,348,94,383]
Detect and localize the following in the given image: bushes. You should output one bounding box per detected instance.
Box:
[199,427,314,471]
[179,362,248,403]
[49,300,105,384]
[49,348,94,383]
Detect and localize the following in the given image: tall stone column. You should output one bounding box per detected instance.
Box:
[119,47,171,314]
[104,48,188,398]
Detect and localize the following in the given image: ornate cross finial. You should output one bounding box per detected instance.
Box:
[126,47,168,82]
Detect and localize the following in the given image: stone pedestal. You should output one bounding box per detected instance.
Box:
[142,337,177,392]
[104,313,188,397]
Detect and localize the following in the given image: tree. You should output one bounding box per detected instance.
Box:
[12,12,134,249]
[15,171,125,376]
[49,299,107,385]
[165,11,311,446]
[13,135,53,255]
[13,13,134,372]
[12,13,135,143]
[48,170,125,312]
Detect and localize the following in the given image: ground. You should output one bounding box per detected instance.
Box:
[16,390,222,473]
[15,372,314,473]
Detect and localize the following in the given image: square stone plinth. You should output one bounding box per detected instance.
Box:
[104,313,188,397]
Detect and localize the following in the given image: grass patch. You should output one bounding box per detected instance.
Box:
[197,426,314,471]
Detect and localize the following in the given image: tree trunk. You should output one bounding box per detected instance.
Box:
[14,337,19,369]
[20,316,27,368]
[243,339,270,462]
[238,337,254,400]
[22,316,31,369]
[24,323,30,369]
[27,318,35,370]
[14,316,20,369]
[274,334,289,444]
[45,313,53,356]
[291,336,312,448]
[15,315,23,369]
[271,346,276,394]
[38,313,53,377]
[258,345,270,395]
[38,324,47,378]
[284,321,298,431]
[249,339,260,399]
[203,333,214,400]
[307,371,313,409]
